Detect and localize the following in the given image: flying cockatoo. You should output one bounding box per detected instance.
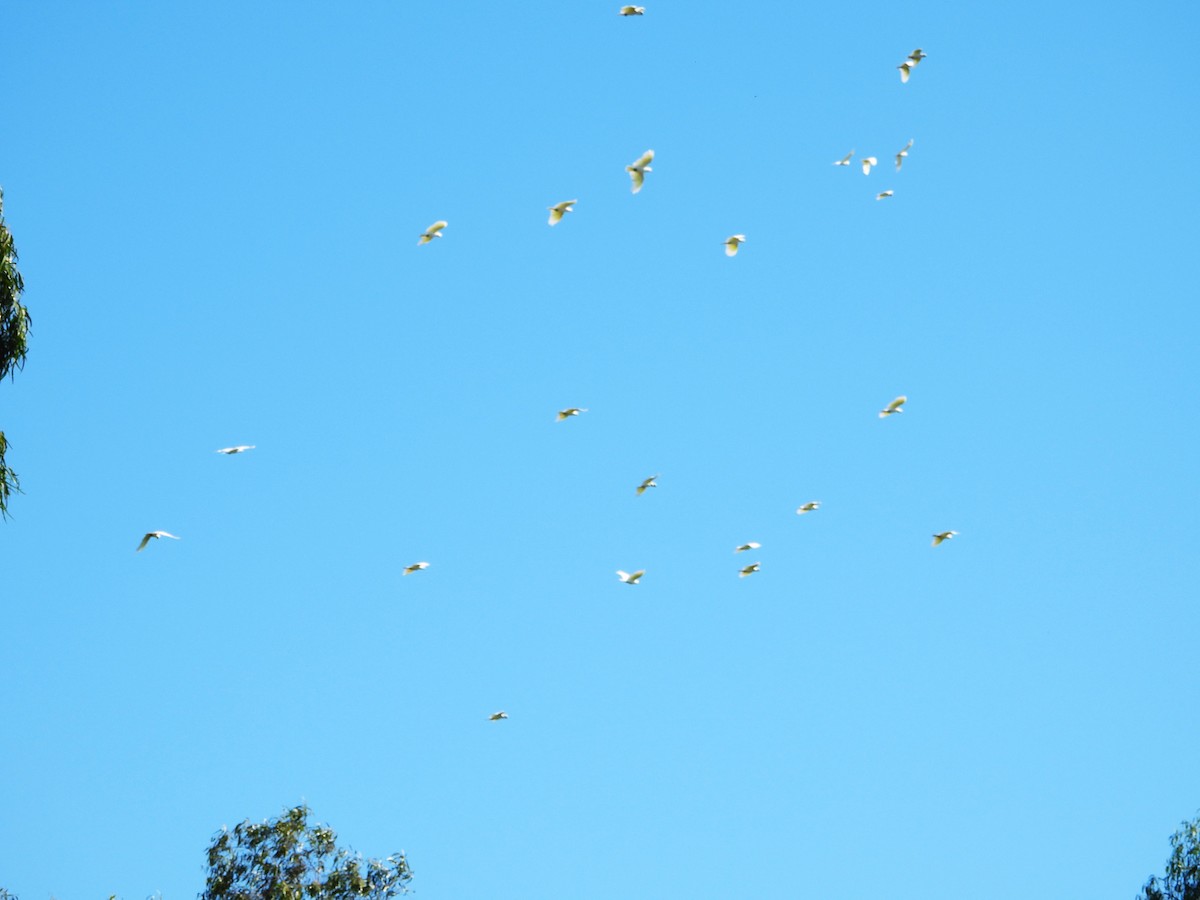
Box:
[898,49,926,83]
[931,531,959,547]
[796,501,821,515]
[861,156,878,175]
[879,395,907,417]
[616,569,645,584]
[215,445,255,455]
[738,562,761,578]
[417,221,448,245]
[735,542,761,553]
[556,407,588,421]
[626,150,654,194]
[636,475,659,495]
[876,190,895,200]
[724,234,747,257]
[136,531,180,552]
[895,139,913,171]
[548,200,577,226]
[403,561,430,576]
[489,711,509,721]
[619,5,645,13]
[833,151,854,166]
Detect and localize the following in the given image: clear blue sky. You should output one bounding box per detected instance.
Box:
[2,2,1198,898]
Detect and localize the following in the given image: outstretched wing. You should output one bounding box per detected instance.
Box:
[631,150,654,169]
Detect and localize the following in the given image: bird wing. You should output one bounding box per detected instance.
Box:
[548,208,564,225]
[835,151,853,165]
[631,150,654,169]
[628,168,645,193]
[889,395,907,411]
[159,532,180,539]
[426,220,448,235]
[724,239,738,256]
[628,570,645,583]
[636,485,647,495]
[898,63,911,82]
[136,534,152,552]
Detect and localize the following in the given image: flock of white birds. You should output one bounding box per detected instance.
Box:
[135,13,949,723]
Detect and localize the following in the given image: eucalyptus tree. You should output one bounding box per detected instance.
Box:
[0,187,30,519]
[1139,813,1200,900]
[202,805,412,900]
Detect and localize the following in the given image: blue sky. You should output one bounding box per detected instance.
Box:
[2,2,1198,898]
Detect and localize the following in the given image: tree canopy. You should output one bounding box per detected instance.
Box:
[0,186,30,518]
[1139,813,1200,900]
[202,805,412,900]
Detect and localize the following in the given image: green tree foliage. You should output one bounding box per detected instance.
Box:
[202,805,412,900]
[0,187,30,518]
[1139,813,1200,900]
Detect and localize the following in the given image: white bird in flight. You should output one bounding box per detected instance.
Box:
[626,150,654,194]
[833,150,854,166]
[931,531,959,547]
[215,445,255,455]
[619,5,645,13]
[734,541,761,553]
[403,561,430,576]
[724,234,747,257]
[489,711,509,721]
[796,501,821,515]
[548,200,577,226]
[616,569,645,585]
[898,49,926,83]
[879,395,907,417]
[636,475,659,495]
[876,190,895,200]
[556,407,588,421]
[136,531,180,552]
[738,562,761,578]
[895,139,913,171]
[417,220,448,245]
[861,156,878,175]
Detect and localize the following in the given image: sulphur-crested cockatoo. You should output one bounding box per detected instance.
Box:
[137,531,180,552]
